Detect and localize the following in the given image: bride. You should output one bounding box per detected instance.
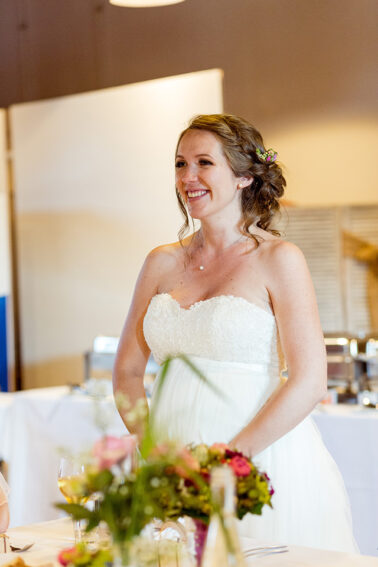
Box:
[113,114,358,552]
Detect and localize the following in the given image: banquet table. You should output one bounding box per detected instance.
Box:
[0,385,377,556]
[1,518,377,567]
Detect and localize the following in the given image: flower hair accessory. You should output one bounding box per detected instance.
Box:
[256,148,278,163]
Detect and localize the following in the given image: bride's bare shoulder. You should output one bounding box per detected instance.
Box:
[257,237,308,280]
[258,236,304,260]
[144,236,191,274]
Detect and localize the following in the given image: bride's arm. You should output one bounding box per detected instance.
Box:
[229,241,327,457]
[113,248,167,437]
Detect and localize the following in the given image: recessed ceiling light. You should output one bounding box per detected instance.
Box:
[109,0,185,7]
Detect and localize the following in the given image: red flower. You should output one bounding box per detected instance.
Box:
[225,448,243,459]
[200,469,210,482]
[228,455,251,477]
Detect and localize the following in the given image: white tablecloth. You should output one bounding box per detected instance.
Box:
[0,387,377,556]
[0,394,14,453]
[0,386,126,527]
[1,518,377,566]
[313,405,378,557]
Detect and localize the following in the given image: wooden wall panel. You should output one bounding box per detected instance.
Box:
[0,1,23,104]
[14,0,99,100]
[0,0,377,129]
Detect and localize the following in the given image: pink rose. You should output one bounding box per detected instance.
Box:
[58,547,79,566]
[93,435,136,470]
[228,455,251,477]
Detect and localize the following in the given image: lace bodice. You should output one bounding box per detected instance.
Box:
[143,293,282,367]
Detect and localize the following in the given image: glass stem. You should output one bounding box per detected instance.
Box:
[73,518,82,542]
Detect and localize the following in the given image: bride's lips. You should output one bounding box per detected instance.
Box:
[186,189,210,203]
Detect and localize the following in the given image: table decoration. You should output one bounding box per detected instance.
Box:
[56,356,273,566]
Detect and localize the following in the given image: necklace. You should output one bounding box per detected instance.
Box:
[195,232,245,271]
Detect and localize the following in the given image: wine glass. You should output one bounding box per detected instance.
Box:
[58,456,89,542]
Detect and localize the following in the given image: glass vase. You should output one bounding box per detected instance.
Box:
[201,467,247,567]
[112,540,135,567]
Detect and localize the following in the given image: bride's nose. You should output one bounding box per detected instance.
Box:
[179,164,198,183]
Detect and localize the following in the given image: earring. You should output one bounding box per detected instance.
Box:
[237,183,243,189]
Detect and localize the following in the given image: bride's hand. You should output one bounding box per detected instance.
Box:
[227,435,253,459]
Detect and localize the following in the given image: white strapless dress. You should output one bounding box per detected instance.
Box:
[143,293,358,553]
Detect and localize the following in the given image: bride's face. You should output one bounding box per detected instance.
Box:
[175,130,243,220]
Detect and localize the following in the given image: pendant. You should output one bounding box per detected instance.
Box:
[199,265,205,271]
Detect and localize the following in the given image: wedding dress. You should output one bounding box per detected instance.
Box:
[144,293,358,553]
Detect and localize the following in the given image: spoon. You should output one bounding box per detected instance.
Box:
[10,542,35,552]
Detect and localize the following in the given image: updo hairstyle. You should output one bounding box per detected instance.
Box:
[176,113,286,243]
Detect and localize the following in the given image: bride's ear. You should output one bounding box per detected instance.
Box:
[237,176,253,190]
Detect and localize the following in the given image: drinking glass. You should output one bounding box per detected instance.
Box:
[58,456,89,542]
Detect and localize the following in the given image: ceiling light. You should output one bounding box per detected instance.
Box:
[109,0,185,6]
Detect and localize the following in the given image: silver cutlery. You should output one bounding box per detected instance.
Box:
[10,542,35,552]
[244,544,288,558]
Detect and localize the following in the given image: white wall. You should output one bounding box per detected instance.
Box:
[10,70,223,387]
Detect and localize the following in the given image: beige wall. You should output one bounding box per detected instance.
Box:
[10,70,223,389]
[267,115,378,206]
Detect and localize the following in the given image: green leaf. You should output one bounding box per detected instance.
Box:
[149,357,172,423]
[55,503,92,520]
[90,468,114,491]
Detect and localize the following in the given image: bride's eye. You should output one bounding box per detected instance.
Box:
[175,160,186,168]
[199,159,213,166]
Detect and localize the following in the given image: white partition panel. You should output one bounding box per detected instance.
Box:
[10,70,223,387]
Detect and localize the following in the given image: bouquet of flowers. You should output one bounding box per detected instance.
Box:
[180,443,273,523]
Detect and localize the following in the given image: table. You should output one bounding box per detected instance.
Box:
[0,518,377,566]
[0,387,377,556]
